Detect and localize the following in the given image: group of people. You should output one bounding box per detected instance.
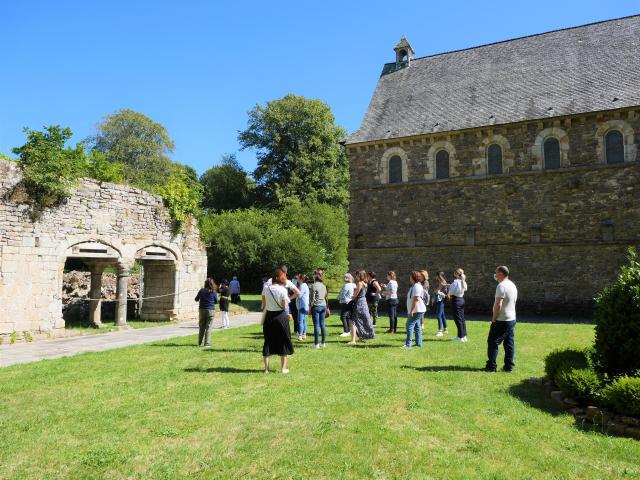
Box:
[257,264,518,374]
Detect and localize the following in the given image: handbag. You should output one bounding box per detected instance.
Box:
[261,287,280,325]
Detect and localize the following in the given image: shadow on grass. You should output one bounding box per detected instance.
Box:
[184,367,263,374]
[508,379,565,416]
[401,365,486,372]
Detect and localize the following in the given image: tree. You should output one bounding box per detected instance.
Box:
[152,163,203,230]
[199,208,325,288]
[87,109,175,188]
[200,154,255,211]
[12,125,86,213]
[238,94,349,209]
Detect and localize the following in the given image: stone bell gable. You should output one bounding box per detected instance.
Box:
[346,16,640,314]
[0,159,207,338]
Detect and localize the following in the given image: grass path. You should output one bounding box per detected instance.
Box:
[1,316,639,479]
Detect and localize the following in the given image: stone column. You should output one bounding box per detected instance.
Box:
[115,262,130,327]
[88,264,105,328]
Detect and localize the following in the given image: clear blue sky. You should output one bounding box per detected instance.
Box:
[2,1,638,174]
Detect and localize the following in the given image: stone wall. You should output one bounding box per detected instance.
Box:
[0,159,207,337]
[346,109,640,315]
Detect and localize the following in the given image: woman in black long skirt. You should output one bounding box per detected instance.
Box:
[261,268,294,373]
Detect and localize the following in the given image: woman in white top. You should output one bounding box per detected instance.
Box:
[403,271,427,349]
[447,267,468,342]
[381,271,399,333]
[337,273,356,337]
[261,268,294,373]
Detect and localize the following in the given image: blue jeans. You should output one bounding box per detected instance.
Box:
[435,301,447,330]
[311,305,327,345]
[405,313,424,347]
[486,321,516,370]
[298,308,308,335]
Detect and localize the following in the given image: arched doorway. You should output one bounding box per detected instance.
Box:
[135,245,179,321]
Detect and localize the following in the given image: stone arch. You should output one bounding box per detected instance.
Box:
[531,127,570,170]
[473,134,515,175]
[426,141,458,179]
[595,119,637,164]
[379,147,409,184]
[134,243,181,321]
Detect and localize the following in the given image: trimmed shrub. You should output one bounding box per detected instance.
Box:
[555,367,603,405]
[603,376,640,417]
[593,248,640,378]
[544,348,590,383]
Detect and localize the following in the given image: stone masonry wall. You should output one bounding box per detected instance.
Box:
[0,159,207,336]
[347,109,640,315]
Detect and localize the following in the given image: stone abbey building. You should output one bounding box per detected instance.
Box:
[345,16,640,314]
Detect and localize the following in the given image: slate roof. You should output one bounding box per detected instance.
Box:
[346,15,640,145]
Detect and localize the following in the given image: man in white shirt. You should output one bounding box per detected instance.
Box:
[485,265,518,372]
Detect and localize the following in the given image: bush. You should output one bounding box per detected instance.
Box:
[555,367,603,405]
[152,166,203,231]
[603,376,640,417]
[12,126,86,215]
[544,348,590,383]
[593,248,640,378]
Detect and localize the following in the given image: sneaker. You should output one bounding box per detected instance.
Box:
[314,344,321,349]
[461,337,468,342]
[281,368,289,374]
[203,344,213,349]
[339,332,350,337]
[297,335,304,341]
[451,337,463,342]
[502,366,513,373]
[321,343,327,348]
[484,366,497,373]
[264,369,270,374]
[444,329,448,334]
[386,329,394,333]
[436,331,444,337]
[401,345,411,350]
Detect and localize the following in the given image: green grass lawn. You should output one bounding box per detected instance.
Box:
[1,316,639,479]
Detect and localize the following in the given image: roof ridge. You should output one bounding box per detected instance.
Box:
[383,14,640,66]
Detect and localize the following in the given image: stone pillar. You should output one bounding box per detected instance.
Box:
[88,264,105,328]
[115,262,130,327]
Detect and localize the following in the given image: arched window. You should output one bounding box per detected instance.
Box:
[435,150,450,179]
[543,138,561,170]
[487,144,503,175]
[605,130,624,164]
[388,155,402,183]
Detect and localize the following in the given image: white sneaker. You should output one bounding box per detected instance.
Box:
[281,368,289,374]
[339,332,350,337]
[314,344,321,349]
[461,337,468,342]
[321,343,327,348]
[452,337,463,342]
[264,369,270,374]
[436,331,444,337]
[401,345,411,350]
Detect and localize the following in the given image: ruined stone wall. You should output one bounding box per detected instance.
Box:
[0,159,207,336]
[347,109,640,315]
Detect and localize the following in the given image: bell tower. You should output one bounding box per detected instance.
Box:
[394,37,414,68]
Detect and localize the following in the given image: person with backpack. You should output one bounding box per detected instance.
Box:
[195,278,218,348]
[366,271,382,326]
[337,273,356,337]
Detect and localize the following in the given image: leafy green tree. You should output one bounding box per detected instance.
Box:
[200,208,325,288]
[283,198,348,276]
[87,109,175,187]
[12,125,86,213]
[153,164,204,229]
[238,94,348,209]
[200,154,255,211]
[84,150,124,183]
